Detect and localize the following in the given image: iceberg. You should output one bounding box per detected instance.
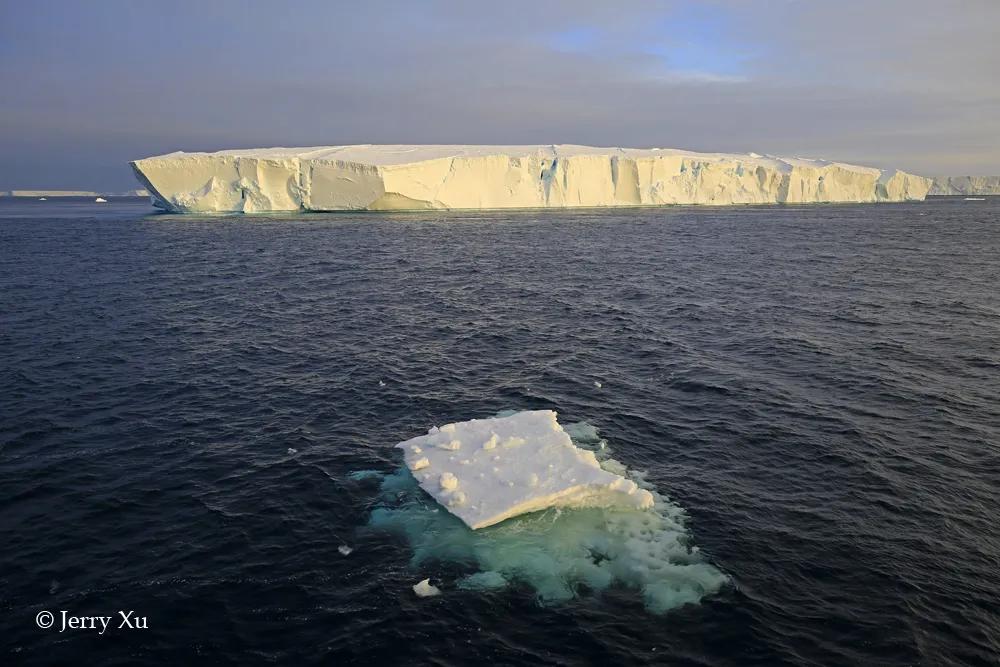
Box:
[130,144,932,213]
[929,176,1000,196]
[396,410,654,530]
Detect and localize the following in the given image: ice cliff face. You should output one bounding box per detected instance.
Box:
[131,144,932,213]
[929,176,1000,196]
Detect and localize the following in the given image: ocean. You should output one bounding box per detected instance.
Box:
[1,196,998,665]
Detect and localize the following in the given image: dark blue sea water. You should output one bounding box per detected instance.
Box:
[2,197,998,666]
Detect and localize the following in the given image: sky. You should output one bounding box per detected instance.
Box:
[1,0,999,190]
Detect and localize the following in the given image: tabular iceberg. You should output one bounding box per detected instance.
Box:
[396,410,654,530]
[130,144,932,213]
[929,176,1000,196]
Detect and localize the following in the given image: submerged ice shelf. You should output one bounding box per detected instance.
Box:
[396,410,654,529]
[131,144,933,213]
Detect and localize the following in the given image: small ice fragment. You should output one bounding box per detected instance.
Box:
[412,457,430,471]
[94,197,107,203]
[378,379,386,387]
[287,447,298,455]
[439,472,459,491]
[338,545,353,556]
[412,578,441,597]
[594,381,602,388]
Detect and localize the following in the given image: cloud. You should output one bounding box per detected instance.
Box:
[1,0,998,188]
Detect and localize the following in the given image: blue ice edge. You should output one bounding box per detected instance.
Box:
[358,420,728,613]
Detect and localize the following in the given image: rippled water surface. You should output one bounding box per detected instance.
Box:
[2,197,999,665]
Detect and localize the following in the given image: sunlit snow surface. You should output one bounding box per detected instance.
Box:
[366,417,728,613]
[395,410,654,529]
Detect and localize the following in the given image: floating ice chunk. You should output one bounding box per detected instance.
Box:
[412,578,440,597]
[94,197,107,203]
[378,380,386,387]
[338,545,353,556]
[287,447,297,455]
[369,430,729,614]
[594,381,602,388]
[396,410,654,529]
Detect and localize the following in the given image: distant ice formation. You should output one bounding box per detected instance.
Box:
[929,176,1000,195]
[1,190,148,198]
[367,415,728,613]
[129,144,932,213]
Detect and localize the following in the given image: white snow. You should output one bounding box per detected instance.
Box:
[395,410,654,530]
[412,578,440,597]
[130,144,933,213]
